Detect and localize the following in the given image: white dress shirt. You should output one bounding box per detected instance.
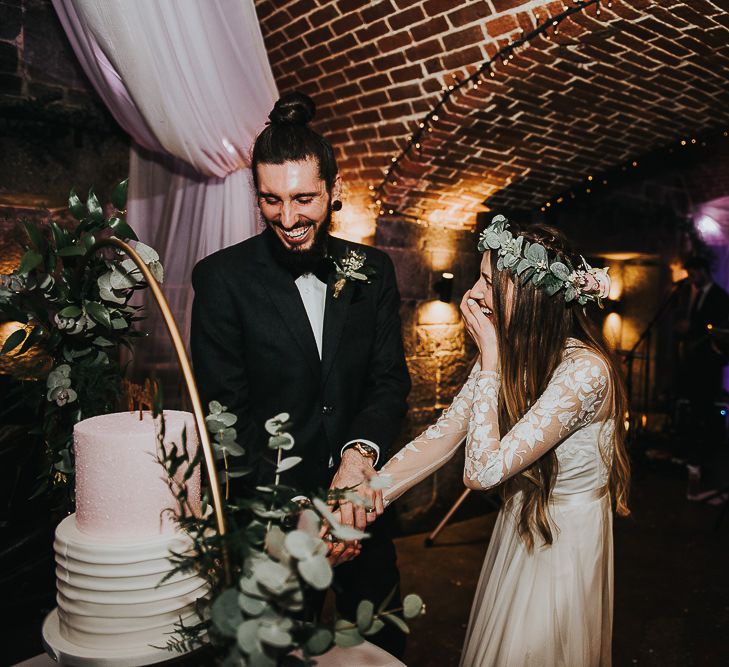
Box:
[294,272,380,465]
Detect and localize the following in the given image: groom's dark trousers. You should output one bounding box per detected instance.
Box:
[190,229,411,657]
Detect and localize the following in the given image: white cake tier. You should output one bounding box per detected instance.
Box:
[74,410,201,539]
[54,514,208,651]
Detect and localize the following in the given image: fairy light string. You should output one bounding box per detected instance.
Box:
[371,0,606,224]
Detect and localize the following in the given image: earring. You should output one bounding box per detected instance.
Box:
[331,200,342,211]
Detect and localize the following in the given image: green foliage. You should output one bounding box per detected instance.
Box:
[0,179,157,510]
[477,214,610,307]
[155,406,425,665]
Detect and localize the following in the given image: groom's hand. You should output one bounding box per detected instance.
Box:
[330,449,384,531]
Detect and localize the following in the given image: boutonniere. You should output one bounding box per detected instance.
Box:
[332,248,377,299]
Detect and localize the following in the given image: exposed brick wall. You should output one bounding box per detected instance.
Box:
[256,0,729,236]
[0,0,129,207]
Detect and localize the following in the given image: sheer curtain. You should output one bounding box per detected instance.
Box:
[52,0,277,393]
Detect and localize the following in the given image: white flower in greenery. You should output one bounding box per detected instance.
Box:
[46,364,77,406]
[49,387,78,406]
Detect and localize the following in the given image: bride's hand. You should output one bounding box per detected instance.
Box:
[460,291,498,371]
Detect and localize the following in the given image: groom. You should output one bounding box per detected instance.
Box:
[190,93,410,657]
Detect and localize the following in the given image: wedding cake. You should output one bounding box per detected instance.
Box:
[43,410,208,665]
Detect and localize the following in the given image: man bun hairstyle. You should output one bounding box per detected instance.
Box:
[252,92,338,190]
[267,92,315,126]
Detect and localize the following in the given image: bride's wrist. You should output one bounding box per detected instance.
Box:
[479,351,499,373]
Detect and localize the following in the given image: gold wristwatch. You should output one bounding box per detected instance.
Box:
[349,441,377,463]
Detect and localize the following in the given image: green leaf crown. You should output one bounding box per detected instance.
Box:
[477,215,611,307]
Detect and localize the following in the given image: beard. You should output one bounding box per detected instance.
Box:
[265,210,333,275]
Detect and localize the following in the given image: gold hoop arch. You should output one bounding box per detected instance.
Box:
[82,237,231,584]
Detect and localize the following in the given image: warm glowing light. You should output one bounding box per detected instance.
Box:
[608,273,623,301]
[333,203,376,244]
[417,300,460,325]
[670,261,688,283]
[442,272,454,280]
[641,414,647,428]
[603,312,622,349]
[707,323,714,330]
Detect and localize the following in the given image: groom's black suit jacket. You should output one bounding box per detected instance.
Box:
[190,230,411,494]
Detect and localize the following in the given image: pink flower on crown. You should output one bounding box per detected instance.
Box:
[576,259,611,300]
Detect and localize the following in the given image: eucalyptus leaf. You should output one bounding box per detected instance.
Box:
[356,600,374,633]
[268,433,295,450]
[257,622,292,649]
[276,456,302,473]
[298,554,333,590]
[330,524,369,542]
[265,412,290,435]
[253,559,291,594]
[265,525,287,560]
[206,417,226,433]
[223,441,246,457]
[297,508,320,536]
[403,593,424,619]
[525,243,541,262]
[383,613,410,634]
[363,618,385,636]
[238,592,267,617]
[334,619,364,648]
[226,468,251,479]
[211,588,244,638]
[550,261,570,281]
[368,473,393,491]
[284,530,317,560]
[305,628,333,655]
[237,618,262,654]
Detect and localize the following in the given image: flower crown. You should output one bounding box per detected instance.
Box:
[477,215,611,306]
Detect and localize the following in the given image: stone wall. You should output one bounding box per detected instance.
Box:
[0,0,129,210]
[376,218,482,529]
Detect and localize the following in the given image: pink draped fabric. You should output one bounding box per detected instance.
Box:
[52,0,278,391]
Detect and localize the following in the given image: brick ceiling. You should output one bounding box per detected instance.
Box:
[255,0,729,237]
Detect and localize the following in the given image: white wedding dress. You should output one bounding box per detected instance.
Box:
[381,340,616,667]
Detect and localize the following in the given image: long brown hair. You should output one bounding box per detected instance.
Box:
[489,223,630,550]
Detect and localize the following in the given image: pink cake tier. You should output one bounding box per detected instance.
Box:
[74,410,201,539]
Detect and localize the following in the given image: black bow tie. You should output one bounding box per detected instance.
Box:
[289,256,334,283]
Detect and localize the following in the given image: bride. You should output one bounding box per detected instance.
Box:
[374,216,630,666]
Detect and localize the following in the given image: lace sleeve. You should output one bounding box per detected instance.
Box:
[464,349,611,490]
[380,363,481,506]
